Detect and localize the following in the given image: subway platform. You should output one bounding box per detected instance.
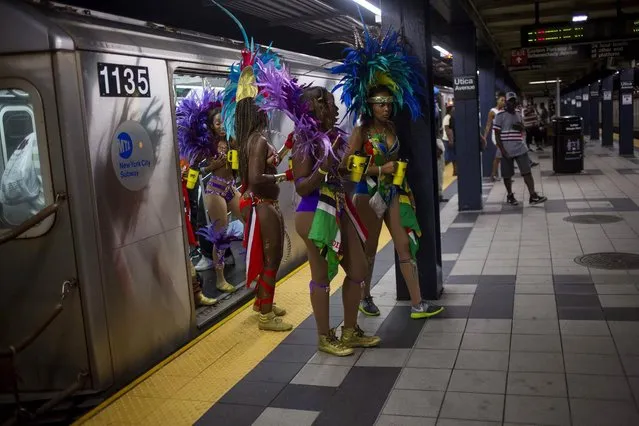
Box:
[77,143,639,426]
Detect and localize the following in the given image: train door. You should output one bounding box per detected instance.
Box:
[0,55,89,393]
[171,71,249,328]
[75,51,192,382]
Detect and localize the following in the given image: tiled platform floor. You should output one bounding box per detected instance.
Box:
[197,143,639,426]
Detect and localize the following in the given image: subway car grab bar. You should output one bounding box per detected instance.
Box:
[0,192,66,246]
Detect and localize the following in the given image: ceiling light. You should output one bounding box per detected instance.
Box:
[434,45,452,58]
[572,14,588,22]
[529,79,562,85]
[352,0,381,16]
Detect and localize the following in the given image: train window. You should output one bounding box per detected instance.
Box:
[0,87,52,236]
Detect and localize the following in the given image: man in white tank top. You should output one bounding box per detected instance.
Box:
[481,91,506,181]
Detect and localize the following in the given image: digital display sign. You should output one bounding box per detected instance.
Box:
[521,15,639,47]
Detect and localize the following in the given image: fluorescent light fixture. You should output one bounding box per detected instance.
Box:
[572,14,588,22]
[433,45,452,58]
[375,14,382,24]
[529,79,562,85]
[352,0,381,16]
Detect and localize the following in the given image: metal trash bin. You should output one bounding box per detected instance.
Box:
[552,116,584,173]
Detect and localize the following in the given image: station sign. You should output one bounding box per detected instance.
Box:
[453,75,477,100]
[510,39,639,67]
[521,15,639,48]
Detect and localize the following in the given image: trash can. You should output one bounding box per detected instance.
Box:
[552,116,584,173]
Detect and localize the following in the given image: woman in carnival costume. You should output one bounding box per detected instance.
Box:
[258,60,381,354]
[331,27,444,320]
[215,1,294,331]
[176,89,240,295]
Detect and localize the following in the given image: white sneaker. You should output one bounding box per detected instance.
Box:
[194,256,214,272]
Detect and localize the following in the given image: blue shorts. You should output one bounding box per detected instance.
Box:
[354,181,368,195]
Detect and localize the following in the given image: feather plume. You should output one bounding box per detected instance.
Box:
[256,60,335,167]
[329,27,425,124]
[176,88,222,164]
[196,221,243,252]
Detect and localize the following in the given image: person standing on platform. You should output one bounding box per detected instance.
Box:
[281,84,381,356]
[215,0,293,331]
[493,93,548,206]
[436,130,448,202]
[523,102,543,152]
[331,27,444,320]
[538,102,549,146]
[481,91,506,182]
[442,104,456,176]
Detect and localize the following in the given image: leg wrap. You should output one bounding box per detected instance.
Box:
[254,268,276,309]
[214,246,226,270]
[345,276,365,288]
[309,280,330,294]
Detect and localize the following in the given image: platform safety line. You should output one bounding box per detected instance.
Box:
[73,261,308,425]
[74,165,456,425]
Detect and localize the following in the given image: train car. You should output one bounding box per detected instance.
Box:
[0,0,350,415]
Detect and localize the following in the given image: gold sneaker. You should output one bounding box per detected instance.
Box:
[340,325,381,348]
[319,329,354,357]
[216,281,237,293]
[195,292,217,306]
[258,311,293,332]
[254,303,286,316]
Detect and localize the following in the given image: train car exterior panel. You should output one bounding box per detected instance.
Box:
[0,52,89,393]
[78,50,192,385]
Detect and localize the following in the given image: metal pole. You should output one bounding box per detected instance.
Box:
[556,78,561,117]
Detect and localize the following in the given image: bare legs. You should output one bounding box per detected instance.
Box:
[491,157,501,180]
[295,210,378,355]
[204,192,233,290]
[357,195,423,306]
[353,194,383,301]
[255,202,283,315]
[383,197,422,306]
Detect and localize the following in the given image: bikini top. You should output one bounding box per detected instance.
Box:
[364,132,400,166]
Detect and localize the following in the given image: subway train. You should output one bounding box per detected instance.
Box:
[0,0,360,419]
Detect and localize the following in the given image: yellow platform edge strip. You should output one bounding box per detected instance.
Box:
[74,165,457,425]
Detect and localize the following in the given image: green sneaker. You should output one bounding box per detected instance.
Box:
[410,302,444,319]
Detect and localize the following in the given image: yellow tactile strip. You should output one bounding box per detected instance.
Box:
[76,165,456,426]
[77,231,392,425]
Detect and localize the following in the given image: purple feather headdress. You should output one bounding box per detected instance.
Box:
[257,61,337,168]
[176,89,223,165]
[195,221,243,252]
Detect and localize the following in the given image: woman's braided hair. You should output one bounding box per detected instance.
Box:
[235,97,268,185]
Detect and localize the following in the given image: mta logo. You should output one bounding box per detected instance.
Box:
[118,132,133,159]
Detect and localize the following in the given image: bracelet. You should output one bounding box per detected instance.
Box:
[318,167,329,175]
[274,173,287,184]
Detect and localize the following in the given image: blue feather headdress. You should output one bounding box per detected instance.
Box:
[176,88,223,165]
[329,27,426,124]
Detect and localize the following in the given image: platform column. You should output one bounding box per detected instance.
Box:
[581,87,590,135]
[619,69,634,157]
[381,0,443,300]
[589,82,600,141]
[479,51,496,178]
[601,75,614,147]
[452,23,483,211]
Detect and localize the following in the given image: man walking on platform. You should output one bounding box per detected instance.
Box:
[493,93,547,206]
